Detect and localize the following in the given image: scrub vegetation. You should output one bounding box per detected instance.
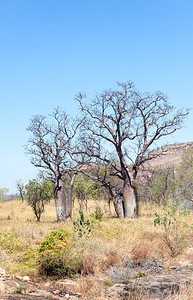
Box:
[0,195,192,298]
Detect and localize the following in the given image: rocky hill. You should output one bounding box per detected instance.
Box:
[144,142,193,169]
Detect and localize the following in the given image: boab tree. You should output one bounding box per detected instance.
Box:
[76,81,189,218]
[26,108,81,221]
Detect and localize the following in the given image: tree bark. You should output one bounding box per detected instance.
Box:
[123,181,137,217]
[118,153,137,218]
[66,174,76,220]
[111,190,124,218]
[54,178,66,222]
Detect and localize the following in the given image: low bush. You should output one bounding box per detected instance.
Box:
[134,271,147,278]
[0,231,28,253]
[14,285,26,294]
[91,207,103,221]
[38,229,81,277]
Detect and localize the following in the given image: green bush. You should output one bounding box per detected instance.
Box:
[91,207,103,221]
[38,229,81,277]
[135,271,147,278]
[73,210,94,237]
[14,285,26,294]
[103,278,114,286]
[26,179,53,222]
[0,231,28,253]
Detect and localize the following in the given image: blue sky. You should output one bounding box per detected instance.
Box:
[0,0,193,193]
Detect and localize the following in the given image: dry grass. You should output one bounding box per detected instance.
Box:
[0,198,192,298]
[77,276,104,298]
[166,283,193,300]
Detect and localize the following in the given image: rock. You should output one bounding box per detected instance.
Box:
[28,288,36,293]
[75,292,82,297]
[58,279,79,286]
[0,278,5,281]
[44,282,51,287]
[53,289,60,294]
[57,279,79,294]
[104,266,193,299]
[27,288,57,298]
[105,283,127,300]
[0,267,6,277]
[63,295,79,300]
[23,275,31,281]
[0,281,6,294]
[106,258,164,283]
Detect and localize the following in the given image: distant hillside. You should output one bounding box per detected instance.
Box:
[144,142,193,169]
[136,142,193,184]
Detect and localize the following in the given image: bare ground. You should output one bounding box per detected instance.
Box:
[1,264,193,299]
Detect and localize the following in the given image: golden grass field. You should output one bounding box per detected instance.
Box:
[0,198,192,299]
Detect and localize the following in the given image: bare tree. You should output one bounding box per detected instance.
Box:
[26,108,81,221]
[0,187,9,201]
[76,138,126,218]
[76,81,189,218]
[16,179,25,201]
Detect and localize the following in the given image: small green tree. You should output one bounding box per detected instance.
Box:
[72,175,99,210]
[26,179,53,222]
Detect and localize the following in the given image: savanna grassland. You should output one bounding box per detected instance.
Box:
[0,198,193,299]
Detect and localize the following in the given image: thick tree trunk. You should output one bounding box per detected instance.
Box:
[123,181,137,217]
[111,191,124,218]
[66,174,76,220]
[54,178,66,222]
[117,151,137,217]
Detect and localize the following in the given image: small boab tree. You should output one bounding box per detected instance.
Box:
[76,81,189,218]
[26,108,82,221]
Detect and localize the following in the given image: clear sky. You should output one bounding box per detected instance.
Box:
[0,0,193,194]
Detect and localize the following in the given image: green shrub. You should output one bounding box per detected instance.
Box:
[104,278,114,286]
[38,229,81,277]
[91,207,103,221]
[0,231,28,253]
[14,285,26,294]
[26,179,53,222]
[73,210,94,237]
[135,271,147,278]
